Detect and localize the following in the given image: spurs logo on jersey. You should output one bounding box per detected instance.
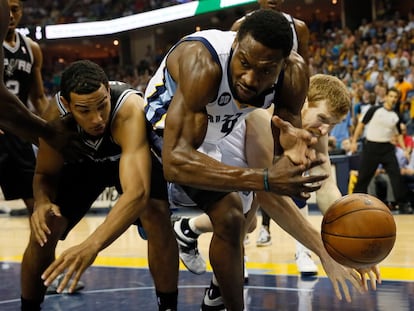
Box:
[145,29,278,144]
[4,57,32,76]
[3,32,33,103]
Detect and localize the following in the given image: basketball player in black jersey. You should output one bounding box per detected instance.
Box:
[1,0,50,215]
[0,0,87,158]
[20,60,176,311]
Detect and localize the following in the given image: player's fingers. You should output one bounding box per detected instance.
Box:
[50,206,62,218]
[331,281,343,302]
[56,272,72,293]
[31,217,47,246]
[360,272,369,291]
[271,115,289,131]
[373,265,381,284]
[339,279,352,303]
[370,275,377,290]
[307,157,327,170]
[42,263,64,287]
[69,270,84,294]
[302,174,329,185]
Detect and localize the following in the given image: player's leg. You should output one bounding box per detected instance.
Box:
[256,208,272,246]
[140,198,179,310]
[294,204,318,276]
[21,214,68,310]
[0,134,36,216]
[173,213,209,274]
[138,156,179,311]
[207,192,245,311]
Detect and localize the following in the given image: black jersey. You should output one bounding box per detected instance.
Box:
[3,31,33,105]
[55,81,142,163]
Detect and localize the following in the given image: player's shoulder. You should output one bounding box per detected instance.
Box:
[284,51,308,77]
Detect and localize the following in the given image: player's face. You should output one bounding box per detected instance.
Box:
[8,0,22,31]
[301,99,343,137]
[258,0,284,11]
[65,84,111,137]
[230,34,285,104]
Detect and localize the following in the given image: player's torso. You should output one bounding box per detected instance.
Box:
[145,29,275,143]
[3,31,33,104]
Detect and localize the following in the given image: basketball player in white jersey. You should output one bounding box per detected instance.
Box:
[146,9,371,311]
[174,0,318,280]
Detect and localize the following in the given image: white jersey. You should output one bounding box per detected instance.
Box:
[282,13,299,53]
[145,29,276,145]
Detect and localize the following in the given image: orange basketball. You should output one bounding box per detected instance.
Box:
[321,193,396,269]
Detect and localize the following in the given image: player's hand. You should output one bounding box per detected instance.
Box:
[42,242,99,294]
[267,155,328,199]
[30,202,62,246]
[46,114,94,161]
[272,115,318,165]
[356,265,381,290]
[319,250,366,302]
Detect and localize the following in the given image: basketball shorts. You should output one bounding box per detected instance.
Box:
[0,132,36,200]
[170,120,253,214]
[56,153,167,239]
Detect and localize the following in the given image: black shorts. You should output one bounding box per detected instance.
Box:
[0,132,36,200]
[56,153,167,239]
[179,185,230,211]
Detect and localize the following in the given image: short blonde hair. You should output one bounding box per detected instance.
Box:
[308,74,351,119]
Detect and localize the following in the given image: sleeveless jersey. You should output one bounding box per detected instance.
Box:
[55,81,141,163]
[145,29,279,145]
[3,31,33,105]
[282,13,299,53]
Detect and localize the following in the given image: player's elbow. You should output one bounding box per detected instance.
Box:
[163,162,181,183]
[162,151,188,183]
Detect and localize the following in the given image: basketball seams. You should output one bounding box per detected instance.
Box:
[321,193,396,269]
[322,208,394,224]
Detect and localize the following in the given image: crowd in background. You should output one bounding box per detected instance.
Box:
[20,2,414,196]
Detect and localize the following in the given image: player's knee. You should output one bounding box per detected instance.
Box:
[212,207,245,243]
[140,200,170,232]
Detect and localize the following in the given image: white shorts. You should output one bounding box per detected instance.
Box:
[169,120,253,214]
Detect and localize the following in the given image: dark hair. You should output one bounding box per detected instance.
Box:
[237,9,293,58]
[388,87,400,97]
[60,60,109,102]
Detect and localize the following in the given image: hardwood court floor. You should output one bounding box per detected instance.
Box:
[0,201,413,310]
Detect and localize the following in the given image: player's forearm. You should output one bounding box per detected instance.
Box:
[316,182,342,214]
[257,192,326,257]
[33,173,58,205]
[85,194,146,251]
[163,149,267,192]
[0,89,52,144]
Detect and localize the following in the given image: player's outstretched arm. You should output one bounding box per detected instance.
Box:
[257,192,368,302]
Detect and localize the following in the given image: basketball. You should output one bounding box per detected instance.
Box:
[321,193,396,269]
